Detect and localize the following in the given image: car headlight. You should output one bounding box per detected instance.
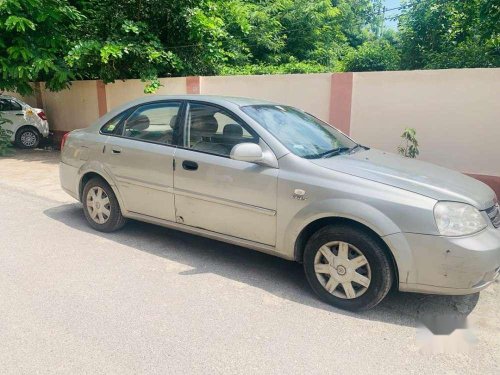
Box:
[434,202,487,236]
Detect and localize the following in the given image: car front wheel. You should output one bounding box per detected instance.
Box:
[303,225,393,311]
[82,177,127,232]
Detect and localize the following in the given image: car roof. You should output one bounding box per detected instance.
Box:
[2,94,280,110]
[0,95,18,100]
[122,95,279,108]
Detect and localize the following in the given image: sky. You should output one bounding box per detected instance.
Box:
[384,0,401,29]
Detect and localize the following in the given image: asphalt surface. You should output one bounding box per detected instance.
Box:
[0,150,499,374]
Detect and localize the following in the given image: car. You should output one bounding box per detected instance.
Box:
[0,94,50,148]
[59,95,500,311]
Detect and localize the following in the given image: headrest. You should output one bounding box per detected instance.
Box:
[223,124,243,138]
[191,115,218,134]
[170,115,178,130]
[127,115,150,131]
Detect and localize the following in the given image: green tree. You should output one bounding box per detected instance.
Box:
[0,0,83,95]
[399,0,500,69]
[342,39,400,71]
[9,0,494,95]
[333,0,383,47]
[69,0,356,78]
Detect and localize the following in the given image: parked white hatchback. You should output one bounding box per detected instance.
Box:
[0,95,50,148]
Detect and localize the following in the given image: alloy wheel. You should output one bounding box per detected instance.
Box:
[20,131,37,147]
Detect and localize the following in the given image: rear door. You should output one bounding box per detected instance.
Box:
[101,101,183,221]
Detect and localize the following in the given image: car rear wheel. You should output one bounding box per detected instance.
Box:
[82,177,127,232]
[303,225,393,311]
[15,127,40,149]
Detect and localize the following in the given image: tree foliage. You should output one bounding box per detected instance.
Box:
[397,127,419,158]
[0,0,82,94]
[343,39,400,72]
[399,0,500,69]
[0,0,498,95]
[333,0,383,47]
[67,0,351,78]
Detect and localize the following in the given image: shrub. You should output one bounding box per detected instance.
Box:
[0,114,14,156]
[220,61,330,75]
[342,40,400,72]
[397,127,419,158]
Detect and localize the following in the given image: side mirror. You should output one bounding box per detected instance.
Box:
[230,143,263,163]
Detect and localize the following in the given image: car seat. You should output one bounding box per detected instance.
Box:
[190,114,227,155]
[124,115,150,138]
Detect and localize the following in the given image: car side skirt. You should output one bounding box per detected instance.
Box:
[124,211,292,260]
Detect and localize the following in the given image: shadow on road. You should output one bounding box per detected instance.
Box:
[44,203,480,327]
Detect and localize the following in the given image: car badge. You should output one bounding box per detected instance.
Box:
[292,189,307,200]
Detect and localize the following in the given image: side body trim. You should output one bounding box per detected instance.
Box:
[125,211,287,259]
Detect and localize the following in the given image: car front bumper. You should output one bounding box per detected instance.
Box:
[385,227,500,295]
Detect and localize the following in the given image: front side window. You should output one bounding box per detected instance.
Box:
[0,99,9,111]
[9,100,22,111]
[0,98,22,111]
[241,105,357,159]
[184,103,257,157]
[122,102,181,145]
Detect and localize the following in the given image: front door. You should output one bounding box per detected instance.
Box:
[173,102,278,246]
[102,101,182,221]
[0,98,24,135]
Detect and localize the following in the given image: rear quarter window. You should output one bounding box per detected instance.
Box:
[100,111,130,135]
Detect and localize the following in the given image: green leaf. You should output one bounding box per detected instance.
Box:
[5,16,36,32]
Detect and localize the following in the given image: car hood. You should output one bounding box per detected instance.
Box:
[311,149,496,210]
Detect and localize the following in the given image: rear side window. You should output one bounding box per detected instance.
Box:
[122,102,181,146]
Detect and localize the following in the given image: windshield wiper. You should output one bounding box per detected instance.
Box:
[348,144,368,154]
[302,145,365,159]
[319,147,351,158]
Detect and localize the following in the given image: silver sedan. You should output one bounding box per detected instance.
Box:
[60,95,500,311]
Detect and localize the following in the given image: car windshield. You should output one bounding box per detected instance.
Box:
[241,105,357,159]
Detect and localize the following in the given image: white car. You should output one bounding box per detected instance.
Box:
[0,95,50,148]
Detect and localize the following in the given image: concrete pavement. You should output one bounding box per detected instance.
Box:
[0,150,499,374]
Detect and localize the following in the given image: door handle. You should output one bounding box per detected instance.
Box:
[16,113,24,116]
[182,160,198,171]
[111,147,122,154]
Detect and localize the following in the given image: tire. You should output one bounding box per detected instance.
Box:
[303,224,393,311]
[82,177,127,232]
[15,127,40,149]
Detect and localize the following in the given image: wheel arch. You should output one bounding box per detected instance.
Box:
[79,171,107,201]
[286,198,408,287]
[294,216,400,288]
[78,169,125,214]
[15,124,40,137]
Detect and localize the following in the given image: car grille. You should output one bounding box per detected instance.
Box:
[486,203,500,228]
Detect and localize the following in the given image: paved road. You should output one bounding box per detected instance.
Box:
[0,150,499,374]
